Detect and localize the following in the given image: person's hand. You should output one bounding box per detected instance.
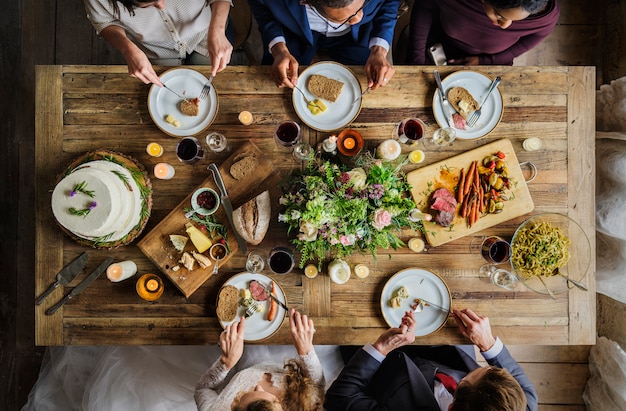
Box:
[289,308,315,355]
[270,43,299,88]
[219,317,246,370]
[207,30,233,77]
[364,45,395,90]
[448,55,480,66]
[121,43,162,85]
[372,311,416,356]
[452,308,496,352]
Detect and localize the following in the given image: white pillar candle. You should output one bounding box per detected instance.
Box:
[377,139,401,160]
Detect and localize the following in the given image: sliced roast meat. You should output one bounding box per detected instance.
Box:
[430,197,457,213]
[249,280,269,301]
[432,188,455,201]
[435,210,455,227]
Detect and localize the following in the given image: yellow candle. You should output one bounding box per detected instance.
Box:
[343,137,356,150]
[146,142,163,157]
[304,264,318,279]
[154,163,175,180]
[146,279,159,291]
[238,110,254,125]
[354,264,370,278]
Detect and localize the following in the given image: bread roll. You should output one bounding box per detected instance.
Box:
[448,87,479,119]
[230,155,258,180]
[232,191,270,246]
[307,74,344,102]
[217,285,239,322]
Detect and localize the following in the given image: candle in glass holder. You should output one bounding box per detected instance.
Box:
[523,137,542,151]
[238,110,254,125]
[154,163,175,180]
[146,142,163,157]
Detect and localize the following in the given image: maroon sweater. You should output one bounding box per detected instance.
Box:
[408,0,560,65]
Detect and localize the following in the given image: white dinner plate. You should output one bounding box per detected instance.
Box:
[293,61,362,132]
[432,71,503,139]
[380,268,451,337]
[148,68,218,137]
[218,272,287,341]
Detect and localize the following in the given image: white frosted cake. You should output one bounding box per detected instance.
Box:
[51,151,152,248]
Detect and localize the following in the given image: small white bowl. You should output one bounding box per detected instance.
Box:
[191,188,220,216]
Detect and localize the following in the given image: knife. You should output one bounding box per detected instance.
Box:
[415,296,451,314]
[36,252,89,305]
[262,283,290,312]
[46,257,113,315]
[434,70,454,128]
[208,163,248,254]
[160,82,186,100]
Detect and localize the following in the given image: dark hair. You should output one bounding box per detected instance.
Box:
[306,0,355,10]
[484,0,549,14]
[450,367,527,411]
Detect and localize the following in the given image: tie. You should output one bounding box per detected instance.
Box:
[435,372,458,394]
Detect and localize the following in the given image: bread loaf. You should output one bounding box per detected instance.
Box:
[230,153,258,180]
[232,191,270,246]
[180,98,200,116]
[448,87,479,119]
[216,285,239,322]
[307,74,344,102]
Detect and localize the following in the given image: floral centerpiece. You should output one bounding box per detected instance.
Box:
[279,154,423,268]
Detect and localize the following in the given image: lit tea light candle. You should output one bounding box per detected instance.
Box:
[377,139,401,160]
[523,137,543,151]
[154,163,175,180]
[106,260,137,282]
[304,264,318,279]
[146,142,163,157]
[354,264,370,278]
[343,137,356,150]
[238,110,254,125]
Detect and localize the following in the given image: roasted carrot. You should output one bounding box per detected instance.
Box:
[473,161,480,191]
[457,168,465,203]
[478,185,484,213]
[461,194,470,218]
[464,161,476,195]
[267,281,277,321]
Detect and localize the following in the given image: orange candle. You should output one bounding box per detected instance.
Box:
[238,110,254,125]
[154,163,175,180]
[343,137,356,150]
[146,142,163,157]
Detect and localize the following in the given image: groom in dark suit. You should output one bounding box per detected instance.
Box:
[248,0,400,90]
[325,308,538,411]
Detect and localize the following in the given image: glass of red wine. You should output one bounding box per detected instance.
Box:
[394,118,425,145]
[469,235,516,288]
[268,246,295,275]
[274,121,301,148]
[176,136,204,164]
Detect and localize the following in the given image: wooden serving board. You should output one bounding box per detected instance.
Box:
[137,142,279,298]
[407,139,534,246]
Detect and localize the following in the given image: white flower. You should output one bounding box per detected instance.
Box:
[278,213,288,223]
[298,220,318,241]
[279,196,288,205]
[347,167,367,190]
[291,210,301,220]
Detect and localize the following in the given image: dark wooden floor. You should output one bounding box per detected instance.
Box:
[1,0,624,409]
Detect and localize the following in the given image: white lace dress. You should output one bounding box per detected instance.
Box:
[195,350,323,411]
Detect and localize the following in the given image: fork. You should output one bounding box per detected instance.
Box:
[352,86,371,105]
[466,76,501,127]
[199,75,214,100]
[244,300,258,318]
[293,85,313,105]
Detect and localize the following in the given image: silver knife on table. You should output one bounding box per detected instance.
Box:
[434,70,454,128]
[46,257,113,315]
[208,163,248,254]
[36,251,89,305]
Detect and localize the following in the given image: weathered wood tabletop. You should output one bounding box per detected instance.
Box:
[35,65,595,346]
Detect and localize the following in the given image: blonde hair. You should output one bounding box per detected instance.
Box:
[450,367,527,411]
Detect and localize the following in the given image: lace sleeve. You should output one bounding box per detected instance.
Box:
[299,350,324,386]
[194,359,230,410]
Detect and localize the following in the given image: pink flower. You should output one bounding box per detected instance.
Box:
[372,209,392,231]
[340,235,354,246]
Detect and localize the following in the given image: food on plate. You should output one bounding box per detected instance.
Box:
[430,188,457,227]
[249,279,269,301]
[267,281,278,321]
[452,113,467,130]
[191,251,212,269]
[185,222,212,253]
[165,114,181,127]
[180,98,200,116]
[448,87,479,120]
[217,285,240,322]
[389,285,410,309]
[307,74,344,102]
[307,99,327,115]
[232,191,271,246]
[229,154,259,180]
[411,298,430,312]
[169,234,188,252]
[511,222,571,279]
[179,251,195,271]
[457,151,512,228]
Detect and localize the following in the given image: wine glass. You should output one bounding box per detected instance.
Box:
[205,132,229,153]
[424,126,456,150]
[393,118,425,145]
[470,236,514,288]
[292,141,313,160]
[246,250,266,273]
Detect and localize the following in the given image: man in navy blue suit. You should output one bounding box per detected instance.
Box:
[325,308,538,411]
[248,0,400,90]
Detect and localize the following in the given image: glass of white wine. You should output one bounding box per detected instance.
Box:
[424,126,456,149]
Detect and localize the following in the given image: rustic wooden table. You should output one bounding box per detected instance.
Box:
[35,65,595,346]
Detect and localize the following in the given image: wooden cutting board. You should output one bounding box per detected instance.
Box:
[407,139,534,246]
[137,142,279,298]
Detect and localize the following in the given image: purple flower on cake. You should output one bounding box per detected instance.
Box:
[89,202,98,210]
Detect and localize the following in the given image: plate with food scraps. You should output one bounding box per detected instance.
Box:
[218,272,287,341]
[148,67,218,137]
[292,61,362,132]
[380,268,451,337]
[432,70,503,139]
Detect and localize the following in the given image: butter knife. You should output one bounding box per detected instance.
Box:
[434,70,454,128]
[36,251,89,305]
[46,257,113,315]
[208,163,248,254]
[262,282,289,312]
[161,83,186,100]
[415,296,451,314]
